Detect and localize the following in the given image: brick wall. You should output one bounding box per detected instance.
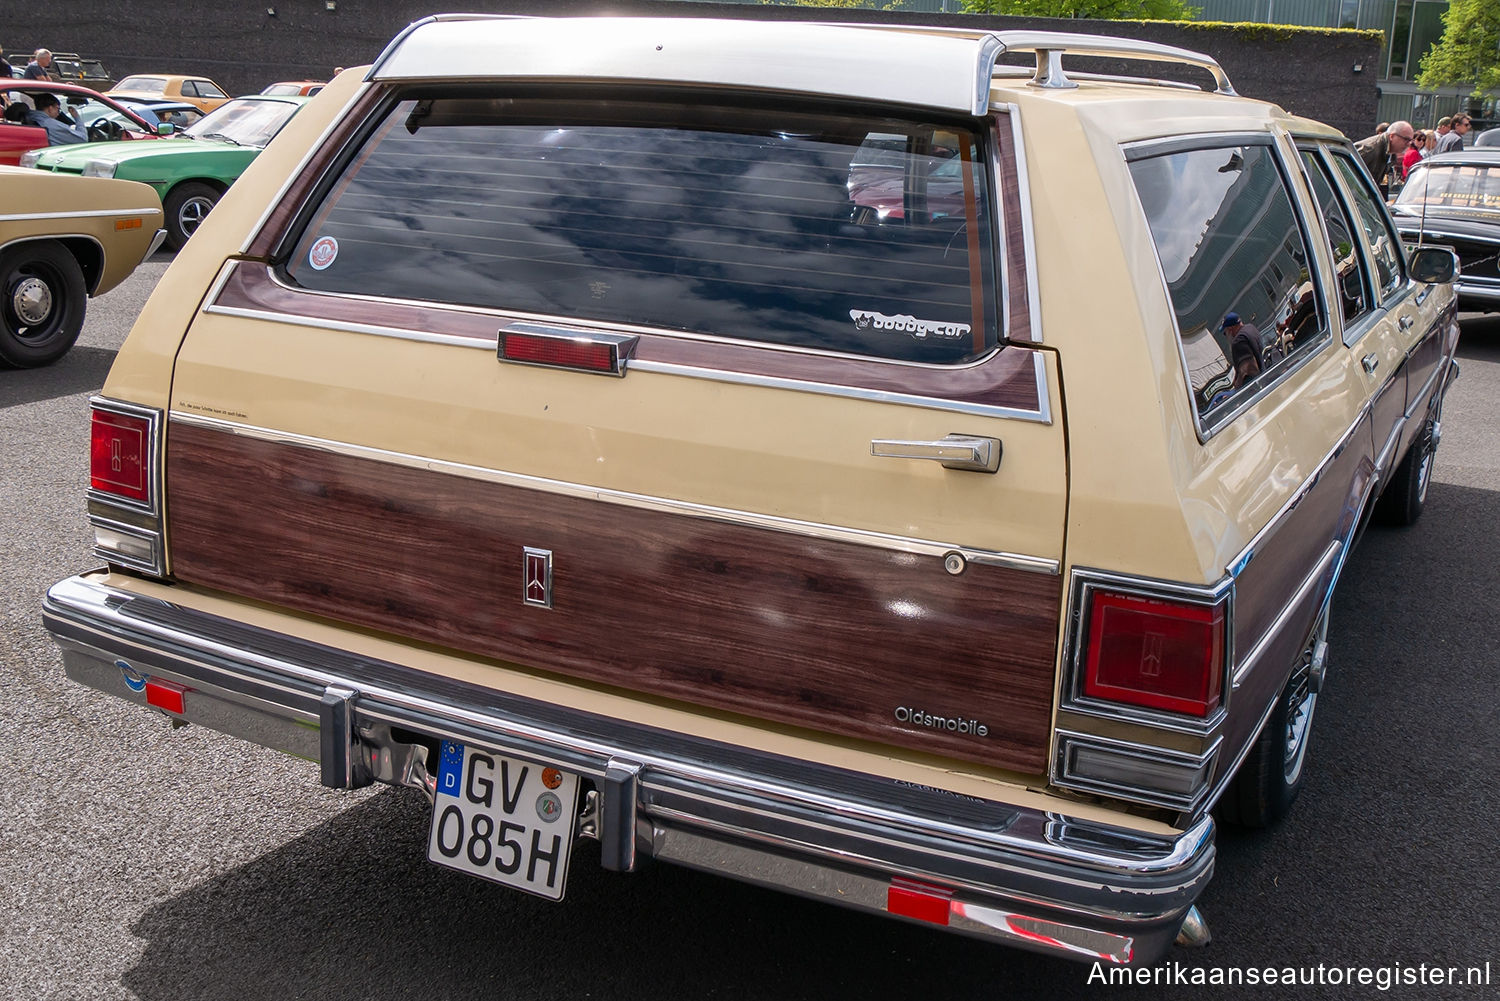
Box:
[3,1,1379,139]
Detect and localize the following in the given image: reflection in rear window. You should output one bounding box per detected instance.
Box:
[284,96,999,364]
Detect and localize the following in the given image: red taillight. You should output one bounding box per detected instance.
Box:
[90,409,151,503]
[498,329,636,375]
[1083,590,1224,718]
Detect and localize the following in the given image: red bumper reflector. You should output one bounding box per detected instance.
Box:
[886,878,953,926]
[145,678,187,715]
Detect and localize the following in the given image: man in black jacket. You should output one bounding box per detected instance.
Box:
[1356,121,1415,196]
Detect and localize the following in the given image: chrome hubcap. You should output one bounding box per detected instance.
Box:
[12,276,53,326]
[1416,430,1434,504]
[179,197,215,237]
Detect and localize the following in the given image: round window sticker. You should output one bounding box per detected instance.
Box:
[308,236,339,271]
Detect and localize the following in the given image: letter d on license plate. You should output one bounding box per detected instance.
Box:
[426,741,579,900]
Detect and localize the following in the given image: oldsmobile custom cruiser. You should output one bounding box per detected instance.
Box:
[42,17,1461,965]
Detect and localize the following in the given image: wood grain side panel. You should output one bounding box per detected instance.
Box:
[166,422,1061,774]
[212,263,1045,415]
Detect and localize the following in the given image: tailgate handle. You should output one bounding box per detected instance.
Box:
[871,434,1002,473]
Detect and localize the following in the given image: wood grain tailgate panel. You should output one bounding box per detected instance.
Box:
[166,422,1061,773]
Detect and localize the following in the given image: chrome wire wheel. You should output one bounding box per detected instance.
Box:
[1282,609,1327,786]
[1415,428,1435,506]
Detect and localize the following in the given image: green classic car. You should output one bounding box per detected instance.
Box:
[22,95,309,250]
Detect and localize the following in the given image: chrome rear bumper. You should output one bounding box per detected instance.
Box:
[43,572,1214,965]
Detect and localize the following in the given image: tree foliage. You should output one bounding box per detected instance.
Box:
[961,0,1196,19]
[1415,0,1500,98]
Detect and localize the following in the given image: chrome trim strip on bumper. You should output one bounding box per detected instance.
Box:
[165,411,1062,576]
[44,572,1211,964]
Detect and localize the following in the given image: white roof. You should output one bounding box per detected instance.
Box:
[370,16,1233,116]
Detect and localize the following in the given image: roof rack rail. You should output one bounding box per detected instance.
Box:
[989,31,1236,97]
[829,24,1236,111]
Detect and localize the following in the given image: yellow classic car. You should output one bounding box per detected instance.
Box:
[0,166,164,366]
[42,18,1460,965]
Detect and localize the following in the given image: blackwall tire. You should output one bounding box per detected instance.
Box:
[0,242,87,368]
[164,182,220,250]
[1374,420,1436,527]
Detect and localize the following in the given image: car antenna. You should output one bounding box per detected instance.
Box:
[1417,159,1431,248]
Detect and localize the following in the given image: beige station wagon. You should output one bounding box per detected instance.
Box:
[1,166,164,366]
[43,16,1461,966]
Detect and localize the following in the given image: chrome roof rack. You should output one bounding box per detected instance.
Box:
[988,31,1236,97]
[370,18,1237,117]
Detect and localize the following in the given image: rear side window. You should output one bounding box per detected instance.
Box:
[1328,150,1405,301]
[284,95,999,364]
[1128,141,1326,426]
[1299,148,1369,328]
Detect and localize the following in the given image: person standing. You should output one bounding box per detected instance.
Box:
[23,48,53,80]
[1437,114,1471,153]
[1402,132,1425,178]
[1356,121,1415,196]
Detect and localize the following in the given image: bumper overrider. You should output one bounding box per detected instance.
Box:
[43,572,1214,965]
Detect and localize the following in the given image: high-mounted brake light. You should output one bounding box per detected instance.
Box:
[90,409,151,502]
[1083,590,1224,718]
[498,326,638,376]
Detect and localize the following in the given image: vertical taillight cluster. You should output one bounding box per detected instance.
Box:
[87,397,167,577]
[1055,574,1230,813]
[1082,591,1225,718]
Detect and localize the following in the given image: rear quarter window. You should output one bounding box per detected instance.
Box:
[282,94,1000,365]
[1128,139,1328,430]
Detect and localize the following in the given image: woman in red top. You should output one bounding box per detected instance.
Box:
[1402,130,1430,179]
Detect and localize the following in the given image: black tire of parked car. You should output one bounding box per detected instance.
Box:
[1374,417,1437,526]
[0,241,87,368]
[164,182,221,250]
[1217,609,1326,828]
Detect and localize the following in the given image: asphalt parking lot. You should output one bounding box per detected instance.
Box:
[1,256,1497,999]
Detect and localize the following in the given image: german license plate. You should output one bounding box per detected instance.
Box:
[426,741,579,900]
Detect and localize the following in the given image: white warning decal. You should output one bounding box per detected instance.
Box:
[850,310,969,341]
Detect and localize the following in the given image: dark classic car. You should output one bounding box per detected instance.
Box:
[1392,148,1500,311]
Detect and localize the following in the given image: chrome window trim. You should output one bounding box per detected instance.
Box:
[1292,140,1379,346]
[207,267,1052,425]
[1124,133,1337,444]
[166,411,1061,576]
[1321,145,1410,306]
[239,81,376,257]
[997,103,1044,344]
[1053,730,1222,813]
[1060,568,1234,738]
[988,116,1014,350]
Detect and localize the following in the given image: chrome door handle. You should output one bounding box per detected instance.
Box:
[871,434,1002,473]
[1362,353,1379,374]
[1399,314,1415,330]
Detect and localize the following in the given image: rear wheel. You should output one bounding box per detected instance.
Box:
[164,182,220,250]
[1218,608,1327,828]
[0,242,87,368]
[1374,417,1437,527]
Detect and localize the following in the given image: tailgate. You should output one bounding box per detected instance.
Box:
[161,92,1068,776]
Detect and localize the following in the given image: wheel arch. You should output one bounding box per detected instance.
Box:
[0,235,105,295]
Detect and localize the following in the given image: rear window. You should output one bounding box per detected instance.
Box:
[283,94,1000,364]
[115,76,166,94]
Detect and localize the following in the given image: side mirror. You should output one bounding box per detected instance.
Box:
[156,122,175,136]
[1409,245,1460,284]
